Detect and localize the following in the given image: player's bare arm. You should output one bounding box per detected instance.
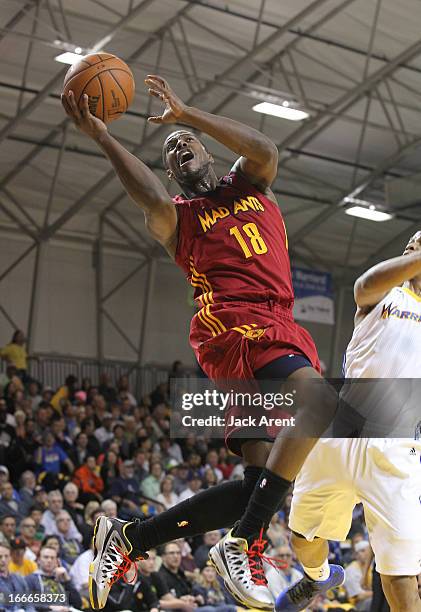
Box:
[354,231,421,317]
[145,74,279,193]
[61,91,177,256]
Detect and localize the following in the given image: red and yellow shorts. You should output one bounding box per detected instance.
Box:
[190,300,320,455]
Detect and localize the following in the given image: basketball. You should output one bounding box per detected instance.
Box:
[63,53,135,123]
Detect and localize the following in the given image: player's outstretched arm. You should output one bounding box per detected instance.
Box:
[61,92,177,255]
[354,251,421,308]
[145,75,278,190]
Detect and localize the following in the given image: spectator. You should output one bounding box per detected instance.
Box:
[62,482,84,529]
[0,482,24,522]
[0,330,28,379]
[8,536,37,576]
[179,472,203,502]
[73,456,104,502]
[158,541,200,610]
[54,510,82,567]
[141,461,164,500]
[28,503,45,538]
[109,460,142,518]
[80,418,101,456]
[100,499,118,519]
[40,535,70,571]
[18,470,37,511]
[27,381,42,411]
[344,540,373,610]
[26,545,82,609]
[34,431,74,478]
[267,513,289,550]
[202,450,223,483]
[0,542,36,612]
[117,375,137,407]
[155,437,183,466]
[0,402,16,463]
[193,531,222,569]
[172,463,190,495]
[133,448,149,482]
[157,476,179,510]
[98,373,117,405]
[0,514,16,545]
[269,544,303,591]
[94,413,114,445]
[50,374,78,412]
[18,517,41,560]
[203,468,217,489]
[40,490,82,542]
[99,449,120,491]
[192,562,237,611]
[70,432,89,468]
[69,540,94,599]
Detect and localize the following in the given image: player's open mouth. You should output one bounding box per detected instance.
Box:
[179,151,194,167]
[403,246,415,255]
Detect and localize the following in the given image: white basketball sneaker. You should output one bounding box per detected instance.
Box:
[208,527,276,610]
[89,516,147,610]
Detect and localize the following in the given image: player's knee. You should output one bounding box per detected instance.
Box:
[382,575,420,610]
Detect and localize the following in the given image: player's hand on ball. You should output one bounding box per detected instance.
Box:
[61,91,107,140]
[145,74,187,123]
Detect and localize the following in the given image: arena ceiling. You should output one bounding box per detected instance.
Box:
[2,0,421,285]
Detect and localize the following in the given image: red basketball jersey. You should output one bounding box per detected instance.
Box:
[174,171,293,308]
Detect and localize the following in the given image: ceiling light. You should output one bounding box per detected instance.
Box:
[55,52,84,65]
[345,206,393,222]
[252,102,309,121]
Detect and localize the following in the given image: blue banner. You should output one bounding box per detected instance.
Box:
[292,267,334,325]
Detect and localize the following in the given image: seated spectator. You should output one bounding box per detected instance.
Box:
[202,450,223,483]
[193,531,222,570]
[267,513,289,550]
[69,540,94,599]
[18,517,41,560]
[192,562,237,611]
[100,499,117,519]
[172,462,190,495]
[216,448,234,480]
[0,542,36,612]
[141,461,164,500]
[27,381,42,411]
[54,511,82,567]
[80,417,101,456]
[28,503,46,538]
[26,545,82,609]
[98,373,117,405]
[133,448,149,483]
[40,490,82,542]
[73,456,104,503]
[99,449,120,490]
[62,482,85,530]
[0,482,24,522]
[0,403,16,463]
[158,541,202,610]
[117,375,137,407]
[203,468,217,489]
[179,472,203,502]
[344,540,373,610]
[18,470,37,514]
[109,460,142,518]
[50,374,78,412]
[34,431,74,478]
[50,415,73,455]
[94,413,114,446]
[8,536,37,576]
[268,545,303,591]
[154,437,183,466]
[69,432,89,469]
[156,475,179,510]
[40,535,70,571]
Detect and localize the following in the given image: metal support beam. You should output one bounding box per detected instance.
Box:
[95,218,105,363]
[0,0,37,45]
[278,36,421,153]
[137,259,156,366]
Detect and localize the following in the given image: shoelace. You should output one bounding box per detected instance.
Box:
[246,529,288,586]
[107,546,145,588]
[288,578,316,604]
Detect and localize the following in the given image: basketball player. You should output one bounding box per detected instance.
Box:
[62,75,337,610]
[276,231,421,612]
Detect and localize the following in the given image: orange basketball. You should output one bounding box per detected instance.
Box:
[63,53,135,124]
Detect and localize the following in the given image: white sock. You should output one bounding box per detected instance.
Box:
[302,559,330,581]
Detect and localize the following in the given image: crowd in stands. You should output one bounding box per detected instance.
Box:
[2,330,418,611]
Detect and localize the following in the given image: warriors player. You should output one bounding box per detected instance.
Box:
[62,76,336,610]
[276,231,421,612]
